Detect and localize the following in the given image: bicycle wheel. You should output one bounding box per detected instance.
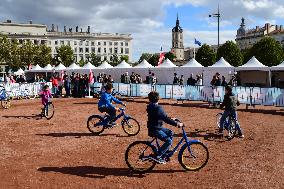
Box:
[125,141,157,173]
[1,99,11,109]
[122,117,140,136]
[44,103,55,120]
[216,113,223,129]
[87,115,105,135]
[178,142,209,171]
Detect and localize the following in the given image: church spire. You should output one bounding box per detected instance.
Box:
[176,13,179,27]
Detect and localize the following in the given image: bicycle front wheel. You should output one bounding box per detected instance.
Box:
[125,141,157,173]
[1,99,11,109]
[178,142,209,171]
[45,103,55,120]
[122,118,140,136]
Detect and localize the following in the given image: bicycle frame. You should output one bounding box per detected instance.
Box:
[98,107,129,126]
[149,127,200,158]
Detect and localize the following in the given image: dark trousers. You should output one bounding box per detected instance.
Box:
[98,106,116,122]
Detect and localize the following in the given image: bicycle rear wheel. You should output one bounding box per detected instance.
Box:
[44,103,54,120]
[87,115,105,135]
[122,118,140,136]
[125,141,157,173]
[1,99,11,109]
[178,142,209,171]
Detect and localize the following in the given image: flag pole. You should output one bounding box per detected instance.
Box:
[193,39,196,59]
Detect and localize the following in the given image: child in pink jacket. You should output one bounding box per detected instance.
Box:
[39,85,52,112]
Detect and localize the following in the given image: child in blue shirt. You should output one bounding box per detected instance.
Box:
[147,91,184,164]
[98,83,125,125]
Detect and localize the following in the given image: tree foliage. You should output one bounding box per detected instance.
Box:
[56,45,74,67]
[164,52,176,61]
[245,37,284,66]
[217,41,243,67]
[196,44,216,67]
[120,55,129,62]
[138,53,152,63]
[89,52,101,67]
[34,45,52,68]
[148,54,160,67]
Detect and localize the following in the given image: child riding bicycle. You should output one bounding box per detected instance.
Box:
[219,85,244,138]
[147,91,184,164]
[39,85,52,114]
[98,83,126,126]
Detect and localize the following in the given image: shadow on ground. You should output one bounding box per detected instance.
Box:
[2,114,42,120]
[36,132,128,138]
[37,166,184,178]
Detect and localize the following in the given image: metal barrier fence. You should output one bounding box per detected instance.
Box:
[1,82,52,99]
[93,83,284,107]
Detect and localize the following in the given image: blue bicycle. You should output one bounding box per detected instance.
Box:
[125,119,209,173]
[87,106,140,136]
[0,85,11,109]
[216,113,237,139]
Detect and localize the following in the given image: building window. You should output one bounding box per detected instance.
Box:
[98,42,101,45]
[114,47,118,54]
[73,56,77,62]
[80,56,83,61]
[104,48,107,53]
[34,40,38,45]
[104,56,107,61]
[60,40,64,45]
[67,41,70,46]
[104,42,106,46]
[55,40,58,45]
[74,41,77,45]
[125,48,129,54]
[120,42,123,46]
[125,42,128,46]
[91,42,95,46]
[109,48,113,54]
[120,48,123,54]
[86,41,89,46]
[114,42,118,46]
[79,41,83,46]
[98,47,101,53]
[86,48,89,53]
[91,48,95,53]
[41,40,46,45]
[74,48,77,53]
[79,48,83,53]
[109,42,112,45]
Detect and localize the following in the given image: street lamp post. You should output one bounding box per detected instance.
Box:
[209,5,221,48]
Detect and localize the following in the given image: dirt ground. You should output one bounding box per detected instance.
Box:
[0,97,283,189]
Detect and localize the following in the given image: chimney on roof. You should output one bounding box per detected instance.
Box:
[275,25,279,31]
[6,20,11,23]
[280,25,283,31]
[265,23,270,31]
[256,26,259,30]
[29,20,32,24]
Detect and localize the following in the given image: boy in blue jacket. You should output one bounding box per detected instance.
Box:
[98,83,125,125]
[147,91,184,164]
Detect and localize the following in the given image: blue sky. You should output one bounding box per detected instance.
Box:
[1,0,284,61]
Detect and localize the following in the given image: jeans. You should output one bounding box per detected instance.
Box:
[98,106,116,122]
[220,110,242,134]
[149,128,173,157]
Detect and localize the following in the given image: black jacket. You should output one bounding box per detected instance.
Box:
[147,103,177,132]
[220,93,240,111]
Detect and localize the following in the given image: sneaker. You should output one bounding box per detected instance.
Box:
[147,156,166,164]
[238,134,245,138]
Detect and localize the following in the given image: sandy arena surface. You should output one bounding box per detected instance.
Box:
[0,97,283,189]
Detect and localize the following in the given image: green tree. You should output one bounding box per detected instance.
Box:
[56,45,74,66]
[138,53,152,63]
[89,52,101,67]
[148,54,160,67]
[20,40,37,67]
[7,41,22,71]
[0,35,11,63]
[34,45,52,68]
[78,59,88,67]
[217,41,243,67]
[110,54,120,66]
[164,52,176,61]
[196,44,216,67]
[120,55,129,62]
[246,37,284,66]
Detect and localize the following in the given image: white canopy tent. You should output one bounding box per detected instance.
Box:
[271,61,284,88]
[203,57,234,86]
[182,58,203,68]
[157,59,177,68]
[14,68,25,75]
[29,64,43,72]
[115,60,132,68]
[66,63,81,71]
[97,61,113,69]
[236,56,270,87]
[82,62,96,70]
[134,59,154,68]
[43,64,54,72]
[152,59,177,84]
[54,63,66,71]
